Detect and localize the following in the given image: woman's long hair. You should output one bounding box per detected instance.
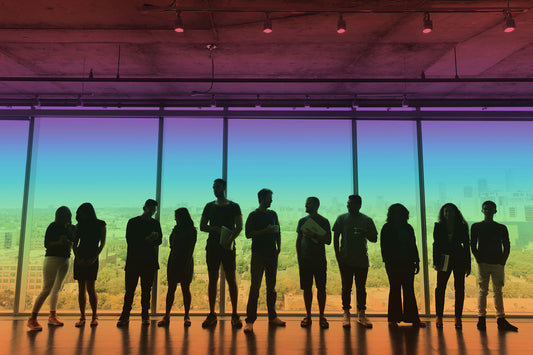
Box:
[386,203,409,224]
[175,208,194,228]
[76,202,98,224]
[55,206,72,225]
[438,203,468,227]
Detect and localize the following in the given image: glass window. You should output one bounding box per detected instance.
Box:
[158,118,223,313]
[23,117,158,312]
[0,120,28,312]
[357,121,423,314]
[423,121,533,315]
[227,119,353,313]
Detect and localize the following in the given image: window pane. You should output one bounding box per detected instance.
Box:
[158,118,223,313]
[24,117,158,312]
[0,120,28,311]
[228,119,352,313]
[423,121,533,315]
[357,121,423,314]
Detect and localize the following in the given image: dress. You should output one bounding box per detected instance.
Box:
[167,225,197,285]
[74,219,106,280]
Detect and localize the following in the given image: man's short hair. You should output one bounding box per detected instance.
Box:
[144,199,158,208]
[348,194,362,206]
[482,200,497,209]
[214,178,227,189]
[307,196,320,208]
[258,188,273,202]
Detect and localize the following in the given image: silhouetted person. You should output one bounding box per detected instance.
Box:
[27,206,75,331]
[200,178,243,328]
[117,199,162,327]
[380,203,425,328]
[433,203,470,329]
[243,188,286,333]
[73,202,106,327]
[471,200,518,332]
[158,208,196,327]
[296,197,331,328]
[333,194,377,328]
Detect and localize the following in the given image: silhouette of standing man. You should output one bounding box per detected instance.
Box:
[117,199,162,327]
[471,200,518,332]
[200,179,243,329]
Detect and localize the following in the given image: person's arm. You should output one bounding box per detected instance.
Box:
[155,223,163,246]
[97,224,107,255]
[470,224,479,262]
[463,224,471,276]
[379,225,388,264]
[365,218,378,243]
[274,212,281,254]
[231,214,243,242]
[410,225,421,274]
[432,223,440,269]
[296,231,302,260]
[333,231,341,262]
[186,228,197,263]
[125,219,134,245]
[245,213,276,238]
[200,204,221,234]
[501,225,510,265]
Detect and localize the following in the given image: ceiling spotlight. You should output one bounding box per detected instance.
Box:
[210,94,216,108]
[174,11,184,33]
[351,94,359,109]
[337,13,346,34]
[263,13,273,33]
[304,95,311,108]
[423,12,433,34]
[503,9,516,33]
[255,94,261,108]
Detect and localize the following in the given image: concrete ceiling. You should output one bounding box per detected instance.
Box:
[1,0,533,106]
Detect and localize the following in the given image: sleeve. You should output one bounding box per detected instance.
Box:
[501,225,510,265]
[366,217,378,243]
[272,211,280,227]
[410,225,420,263]
[125,219,134,244]
[234,203,242,217]
[332,215,342,232]
[201,203,210,220]
[296,218,303,234]
[245,212,255,238]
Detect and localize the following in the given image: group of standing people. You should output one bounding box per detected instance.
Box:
[27,179,518,333]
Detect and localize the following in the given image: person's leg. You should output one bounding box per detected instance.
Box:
[401,268,420,323]
[386,266,404,323]
[245,253,264,325]
[31,257,57,316]
[120,267,140,320]
[49,257,69,313]
[435,269,452,318]
[77,280,87,319]
[299,260,313,320]
[165,281,178,317]
[491,264,505,318]
[452,266,466,320]
[477,263,490,317]
[206,244,221,316]
[264,254,279,322]
[315,261,327,319]
[338,263,353,312]
[181,282,192,319]
[86,280,98,326]
[222,249,240,319]
[140,268,155,322]
[354,267,368,312]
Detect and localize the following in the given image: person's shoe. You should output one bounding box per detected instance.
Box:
[243,322,253,334]
[231,314,243,329]
[357,310,373,329]
[116,316,129,328]
[388,321,398,328]
[477,316,486,331]
[48,313,64,326]
[27,317,42,331]
[75,317,86,327]
[269,317,286,327]
[142,316,150,326]
[184,316,191,327]
[319,317,329,329]
[90,317,98,327]
[342,311,351,328]
[435,316,443,329]
[497,317,518,332]
[157,316,170,327]
[455,317,462,329]
[300,316,312,328]
[202,313,217,329]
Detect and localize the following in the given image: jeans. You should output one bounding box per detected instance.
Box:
[121,266,156,318]
[245,253,278,323]
[32,256,69,313]
[477,262,505,317]
[435,262,465,318]
[338,262,368,311]
[385,265,420,323]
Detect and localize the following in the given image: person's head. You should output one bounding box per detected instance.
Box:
[347,195,362,215]
[438,203,467,226]
[175,207,194,227]
[386,203,409,225]
[143,199,158,216]
[305,197,320,214]
[76,202,97,223]
[258,188,273,208]
[55,206,72,225]
[213,178,227,199]
[482,200,497,218]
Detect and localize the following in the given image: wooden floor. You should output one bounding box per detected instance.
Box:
[1,316,531,355]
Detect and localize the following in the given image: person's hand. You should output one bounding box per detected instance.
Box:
[414,262,420,275]
[275,247,281,256]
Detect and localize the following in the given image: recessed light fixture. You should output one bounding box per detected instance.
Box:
[423,12,433,34]
[337,13,346,34]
